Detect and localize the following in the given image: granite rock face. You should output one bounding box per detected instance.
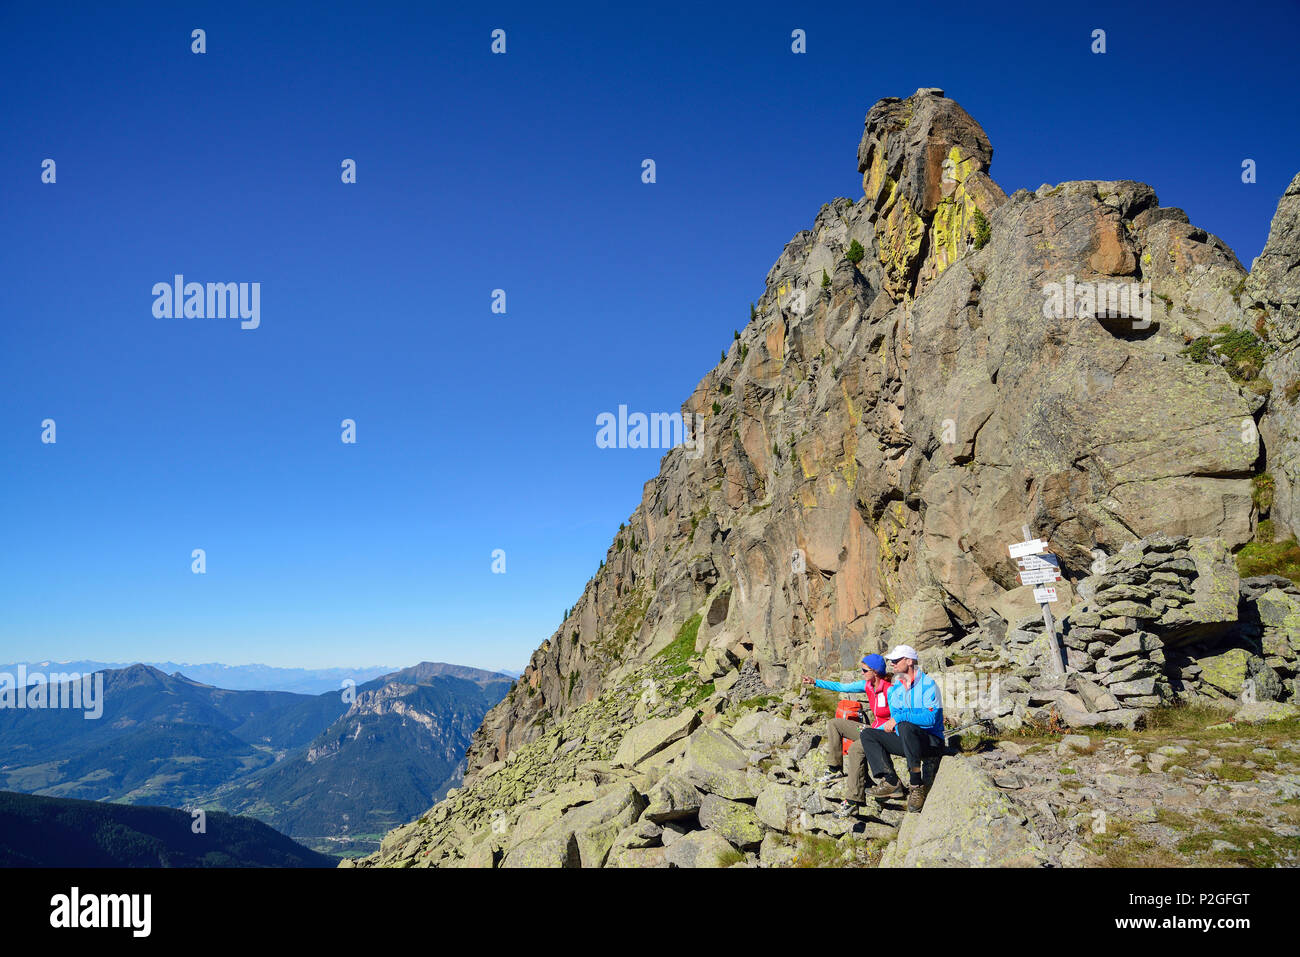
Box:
[466,89,1290,774]
[355,89,1300,869]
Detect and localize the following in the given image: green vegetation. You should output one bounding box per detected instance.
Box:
[0,791,338,868]
[845,239,865,265]
[686,681,716,708]
[821,269,831,288]
[1086,816,1181,868]
[1236,536,1300,584]
[734,329,740,341]
[655,613,703,676]
[806,688,839,719]
[1174,809,1300,867]
[1181,325,1274,386]
[1253,473,1276,513]
[791,833,888,868]
[971,207,991,250]
[749,302,757,322]
[711,401,721,415]
[606,590,651,656]
[1229,276,1247,306]
[717,846,747,867]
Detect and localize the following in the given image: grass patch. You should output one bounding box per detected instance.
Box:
[1175,812,1300,867]
[971,207,991,250]
[717,847,747,867]
[791,833,842,867]
[1236,536,1300,584]
[1087,817,1182,867]
[1155,808,1197,832]
[737,694,781,712]
[656,613,702,675]
[685,681,715,708]
[1181,325,1274,384]
[790,833,887,868]
[806,688,839,719]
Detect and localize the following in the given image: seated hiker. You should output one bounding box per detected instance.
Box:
[799,654,892,805]
[857,645,945,813]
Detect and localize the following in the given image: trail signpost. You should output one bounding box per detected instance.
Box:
[1009,525,1066,676]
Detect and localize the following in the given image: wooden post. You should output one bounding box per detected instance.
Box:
[1023,523,1066,678]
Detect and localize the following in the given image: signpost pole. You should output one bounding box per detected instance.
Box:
[1023,524,1066,677]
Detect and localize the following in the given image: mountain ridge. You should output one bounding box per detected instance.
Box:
[357,87,1300,868]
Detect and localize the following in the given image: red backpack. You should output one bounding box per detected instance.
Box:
[835,699,863,754]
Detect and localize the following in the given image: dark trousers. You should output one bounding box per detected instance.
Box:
[859,722,945,784]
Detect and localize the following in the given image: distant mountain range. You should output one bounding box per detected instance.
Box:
[0,662,513,857]
[0,791,337,867]
[0,661,403,695]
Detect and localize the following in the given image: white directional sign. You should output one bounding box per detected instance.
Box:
[1010,526,1065,677]
[1008,539,1048,559]
[1018,567,1063,586]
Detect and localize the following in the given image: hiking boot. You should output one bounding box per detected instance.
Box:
[868,779,906,801]
[816,768,845,785]
[907,783,930,813]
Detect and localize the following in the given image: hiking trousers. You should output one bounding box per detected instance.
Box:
[825,717,868,801]
[858,722,945,784]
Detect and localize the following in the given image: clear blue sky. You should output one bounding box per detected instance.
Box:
[3,0,1297,672]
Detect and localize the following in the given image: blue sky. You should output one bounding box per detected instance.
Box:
[2,0,1297,672]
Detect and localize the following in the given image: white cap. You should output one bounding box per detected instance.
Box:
[885,644,919,662]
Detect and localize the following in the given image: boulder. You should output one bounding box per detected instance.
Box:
[729,710,797,748]
[607,845,669,869]
[878,757,1048,867]
[759,833,799,867]
[992,582,1075,629]
[540,782,647,868]
[1069,675,1121,713]
[613,707,700,768]
[889,587,954,650]
[697,794,766,849]
[1197,647,1253,697]
[663,828,738,868]
[681,726,757,800]
[1233,700,1300,724]
[1158,539,1240,641]
[501,832,580,868]
[1256,587,1300,636]
[643,774,704,823]
[755,783,803,832]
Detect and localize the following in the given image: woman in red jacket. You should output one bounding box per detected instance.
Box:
[800,654,892,804]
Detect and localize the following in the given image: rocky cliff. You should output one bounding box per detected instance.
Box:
[358,88,1300,868]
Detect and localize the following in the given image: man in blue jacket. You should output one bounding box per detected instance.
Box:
[858,644,945,812]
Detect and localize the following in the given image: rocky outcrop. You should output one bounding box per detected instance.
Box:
[360,88,1300,868]
[465,89,1289,782]
[1252,173,1300,539]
